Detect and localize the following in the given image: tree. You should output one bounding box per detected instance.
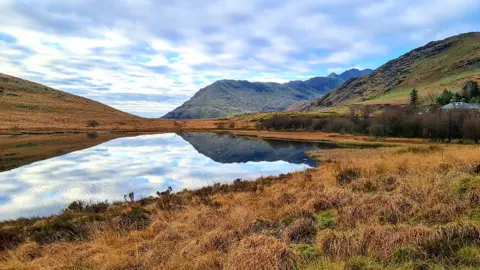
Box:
[361,106,373,121]
[469,81,480,101]
[409,89,419,105]
[436,89,454,106]
[453,93,463,102]
[349,107,359,124]
[87,120,100,128]
[463,112,480,144]
[463,81,479,101]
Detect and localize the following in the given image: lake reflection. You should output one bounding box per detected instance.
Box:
[0,133,334,220]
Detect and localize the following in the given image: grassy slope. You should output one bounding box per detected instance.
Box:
[0,73,146,130]
[300,32,480,111]
[0,73,250,132]
[1,136,479,269]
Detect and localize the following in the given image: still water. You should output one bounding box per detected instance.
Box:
[0,132,336,220]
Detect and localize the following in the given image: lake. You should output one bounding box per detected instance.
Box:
[0,132,337,220]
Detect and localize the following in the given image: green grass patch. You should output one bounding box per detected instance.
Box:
[392,247,423,263]
[344,256,383,270]
[314,210,335,230]
[368,88,412,103]
[290,243,318,259]
[15,104,40,110]
[470,211,480,221]
[14,142,38,148]
[457,247,480,266]
[454,176,480,195]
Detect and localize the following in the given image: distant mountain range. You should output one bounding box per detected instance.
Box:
[162,68,372,119]
[292,32,480,112]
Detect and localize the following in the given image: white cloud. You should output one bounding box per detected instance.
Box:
[0,0,478,116]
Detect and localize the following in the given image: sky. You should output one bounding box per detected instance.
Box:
[1,0,479,117]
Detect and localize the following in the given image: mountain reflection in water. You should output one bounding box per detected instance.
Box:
[0,132,336,220]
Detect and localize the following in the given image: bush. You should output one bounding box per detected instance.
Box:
[87,120,99,128]
[118,207,151,230]
[283,218,317,243]
[66,201,109,213]
[28,215,88,244]
[337,168,361,185]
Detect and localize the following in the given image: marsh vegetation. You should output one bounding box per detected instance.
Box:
[1,142,479,269]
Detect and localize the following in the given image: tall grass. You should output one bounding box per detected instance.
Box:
[1,145,480,269]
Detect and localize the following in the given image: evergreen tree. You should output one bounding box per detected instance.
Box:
[410,89,419,105]
[436,89,454,105]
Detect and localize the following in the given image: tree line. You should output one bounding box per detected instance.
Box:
[258,81,480,143]
[258,106,480,143]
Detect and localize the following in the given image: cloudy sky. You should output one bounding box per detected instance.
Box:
[1,0,479,117]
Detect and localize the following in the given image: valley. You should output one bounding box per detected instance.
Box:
[1,32,480,270]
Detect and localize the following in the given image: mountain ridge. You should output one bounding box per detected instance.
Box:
[163,68,372,119]
[293,32,480,111]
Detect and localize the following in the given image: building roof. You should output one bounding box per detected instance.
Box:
[441,102,480,110]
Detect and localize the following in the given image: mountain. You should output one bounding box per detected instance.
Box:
[0,73,141,130]
[337,69,373,81]
[285,69,373,112]
[295,32,480,111]
[163,69,372,119]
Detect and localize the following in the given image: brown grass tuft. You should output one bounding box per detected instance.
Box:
[225,235,298,270]
[283,218,317,244]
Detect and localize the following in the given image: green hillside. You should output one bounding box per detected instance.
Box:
[296,32,480,111]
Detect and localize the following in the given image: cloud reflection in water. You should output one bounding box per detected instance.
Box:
[0,133,320,220]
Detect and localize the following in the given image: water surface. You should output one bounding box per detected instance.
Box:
[0,132,336,220]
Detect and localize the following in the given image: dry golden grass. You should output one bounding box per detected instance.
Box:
[1,142,480,269]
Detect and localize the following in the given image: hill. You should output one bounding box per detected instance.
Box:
[0,73,145,130]
[163,69,372,119]
[294,32,480,111]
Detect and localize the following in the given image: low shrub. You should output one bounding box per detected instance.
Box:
[337,168,361,185]
[118,207,151,230]
[283,218,317,243]
[28,215,88,244]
